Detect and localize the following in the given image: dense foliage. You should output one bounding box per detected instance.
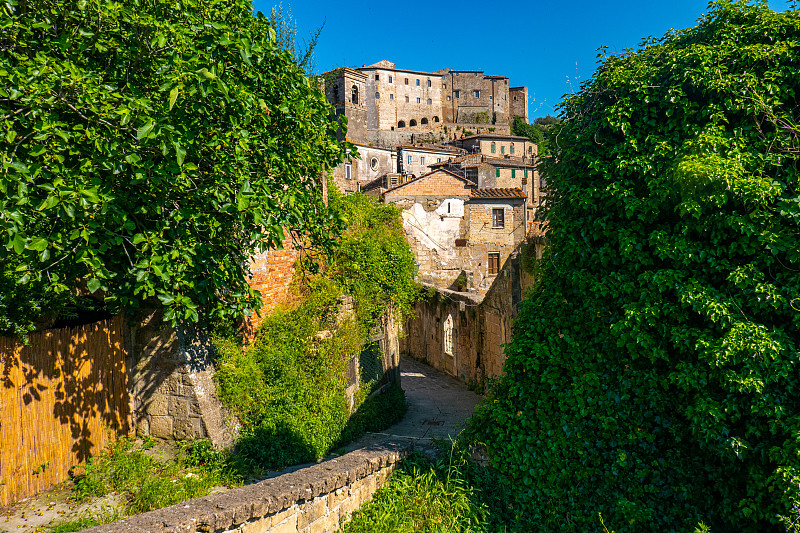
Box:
[511,116,559,156]
[476,2,800,531]
[214,190,415,469]
[0,0,348,337]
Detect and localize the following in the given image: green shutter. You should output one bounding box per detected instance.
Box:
[512,169,516,178]
[496,168,500,178]
[511,145,515,154]
[491,144,496,153]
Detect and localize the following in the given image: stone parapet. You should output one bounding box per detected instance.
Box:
[82,440,410,533]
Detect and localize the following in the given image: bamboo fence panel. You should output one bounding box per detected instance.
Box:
[0,315,130,507]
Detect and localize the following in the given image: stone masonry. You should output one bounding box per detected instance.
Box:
[82,440,411,533]
[128,308,239,447]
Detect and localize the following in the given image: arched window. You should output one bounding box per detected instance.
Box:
[443,314,453,355]
[351,85,359,105]
[332,84,339,102]
[510,143,515,154]
[410,119,417,127]
[421,117,428,125]
[398,120,406,128]
[433,116,440,123]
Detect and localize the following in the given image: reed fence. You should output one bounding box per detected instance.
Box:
[0,314,130,507]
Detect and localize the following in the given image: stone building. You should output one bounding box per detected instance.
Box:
[382,169,526,292]
[322,61,529,147]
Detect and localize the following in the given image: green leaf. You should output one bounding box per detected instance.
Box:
[28,237,48,251]
[173,141,186,166]
[169,86,179,110]
[137,120,155,140]
[12,234,25,254]
[87,278,103,293]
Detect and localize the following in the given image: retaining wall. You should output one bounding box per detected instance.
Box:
[83,440,410,533]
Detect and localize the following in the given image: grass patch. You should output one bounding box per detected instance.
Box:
[68,437,241,515]
[341,444,527,533]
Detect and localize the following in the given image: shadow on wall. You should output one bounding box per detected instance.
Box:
[0,315,130,506]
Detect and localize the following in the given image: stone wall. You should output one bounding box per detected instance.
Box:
[401,249,535,385]
[128,309,239,446]
[83,440,411,533]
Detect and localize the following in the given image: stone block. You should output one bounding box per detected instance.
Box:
[173,417,195,440]
[269,513,298,533]
[308,513,335,533]
[149,415,173,438]
[269,504,299,527]
[240,516,271,533]
[297,497,327,530]
[146,395,169,416]
[327,486,349,510]
[168,396,190,418]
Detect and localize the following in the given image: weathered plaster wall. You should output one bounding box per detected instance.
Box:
[84,440,410,533]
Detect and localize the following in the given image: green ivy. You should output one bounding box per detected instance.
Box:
[213,187,417,469]
[476,2,800,531]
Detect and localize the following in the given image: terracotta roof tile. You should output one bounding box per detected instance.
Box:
[471,188,526,199]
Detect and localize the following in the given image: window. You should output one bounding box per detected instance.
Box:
[447,96,451,101]
[524,169,529,178]
[437,158,442,163]
[390,93,394,100]
[370,157,379,171]
[351,85,359,105]
[416,97,421,104]
[332,84,339,102]
[488,253,500,276]
[491,142,496,154]
[420,156,425,165]
[375,92,380,99]
[443,314,453,355]
[389,75,393,83]
[375,74,380,81]
[511,169,516,178]
[421,117,428,125]
[398,120,406,128]
[427,98,432,105]
[492,208,504,228]
[495,168,500,177]
[454,90,460,98]
[443,83,447,89]
[427,79,431,87]
[510,143,515,154]
[416,79,420,86]
[407,155,412,164]
[345,163,352,180]
[501,146,505,154]
[474,90,480,98]
[404,78,409,85]
[489,95,493,100]
[410,119,417,126]
[433,116,440,122]
[405,96,409,103]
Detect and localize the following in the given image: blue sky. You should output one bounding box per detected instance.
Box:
[252,0,791,120]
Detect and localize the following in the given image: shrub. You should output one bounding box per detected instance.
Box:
[476,2,800,531]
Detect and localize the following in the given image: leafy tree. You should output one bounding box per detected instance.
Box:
[476,2,800,531]
[0,0,349,336]
[512,116,558,156]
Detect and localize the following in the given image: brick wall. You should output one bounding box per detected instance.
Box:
[243,242,300,342]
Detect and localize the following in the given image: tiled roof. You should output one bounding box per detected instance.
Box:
[471,188,526,199]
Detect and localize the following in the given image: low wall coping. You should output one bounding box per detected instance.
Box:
[83,439,411,533]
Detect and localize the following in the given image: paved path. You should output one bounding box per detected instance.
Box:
[344,355,484,455]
